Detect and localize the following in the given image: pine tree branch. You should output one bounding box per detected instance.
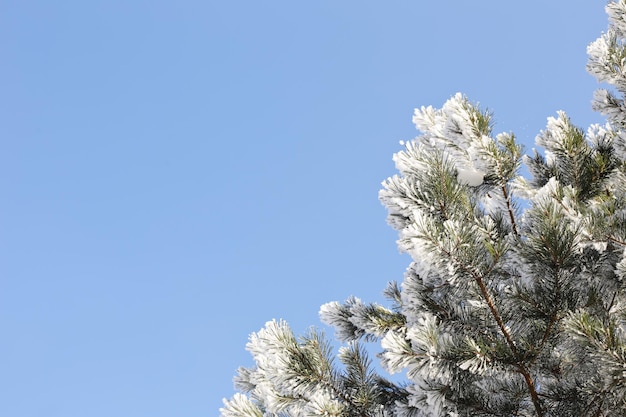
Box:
[471,273,517,355]
[534,313,560,362]
[421,229,518,356]
[532,267,563,364]
[501,184,519,237]
[607,235,626,246]
[608,291,618,313]
[318,377,369,417]
[474,274,544,416]
[517,367,544,417]
[427,235,544,416]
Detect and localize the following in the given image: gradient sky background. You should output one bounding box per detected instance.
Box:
[1,1,613,416]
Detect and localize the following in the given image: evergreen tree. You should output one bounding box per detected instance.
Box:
[221,2,626,416]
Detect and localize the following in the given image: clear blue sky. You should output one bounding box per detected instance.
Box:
[1,1,610,416]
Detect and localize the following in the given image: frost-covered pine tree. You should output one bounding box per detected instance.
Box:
[221,2,626,416]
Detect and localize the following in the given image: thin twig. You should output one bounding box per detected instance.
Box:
[501,184,519,236]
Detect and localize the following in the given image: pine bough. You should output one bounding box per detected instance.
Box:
[222,2,626,416]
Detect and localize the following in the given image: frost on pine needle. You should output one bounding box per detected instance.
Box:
[222,2,626,415]
[319,297,405,343]
[220,393,263,417]
[607,0,626,37]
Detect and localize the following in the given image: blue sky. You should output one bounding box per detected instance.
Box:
[1,1,611,416]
